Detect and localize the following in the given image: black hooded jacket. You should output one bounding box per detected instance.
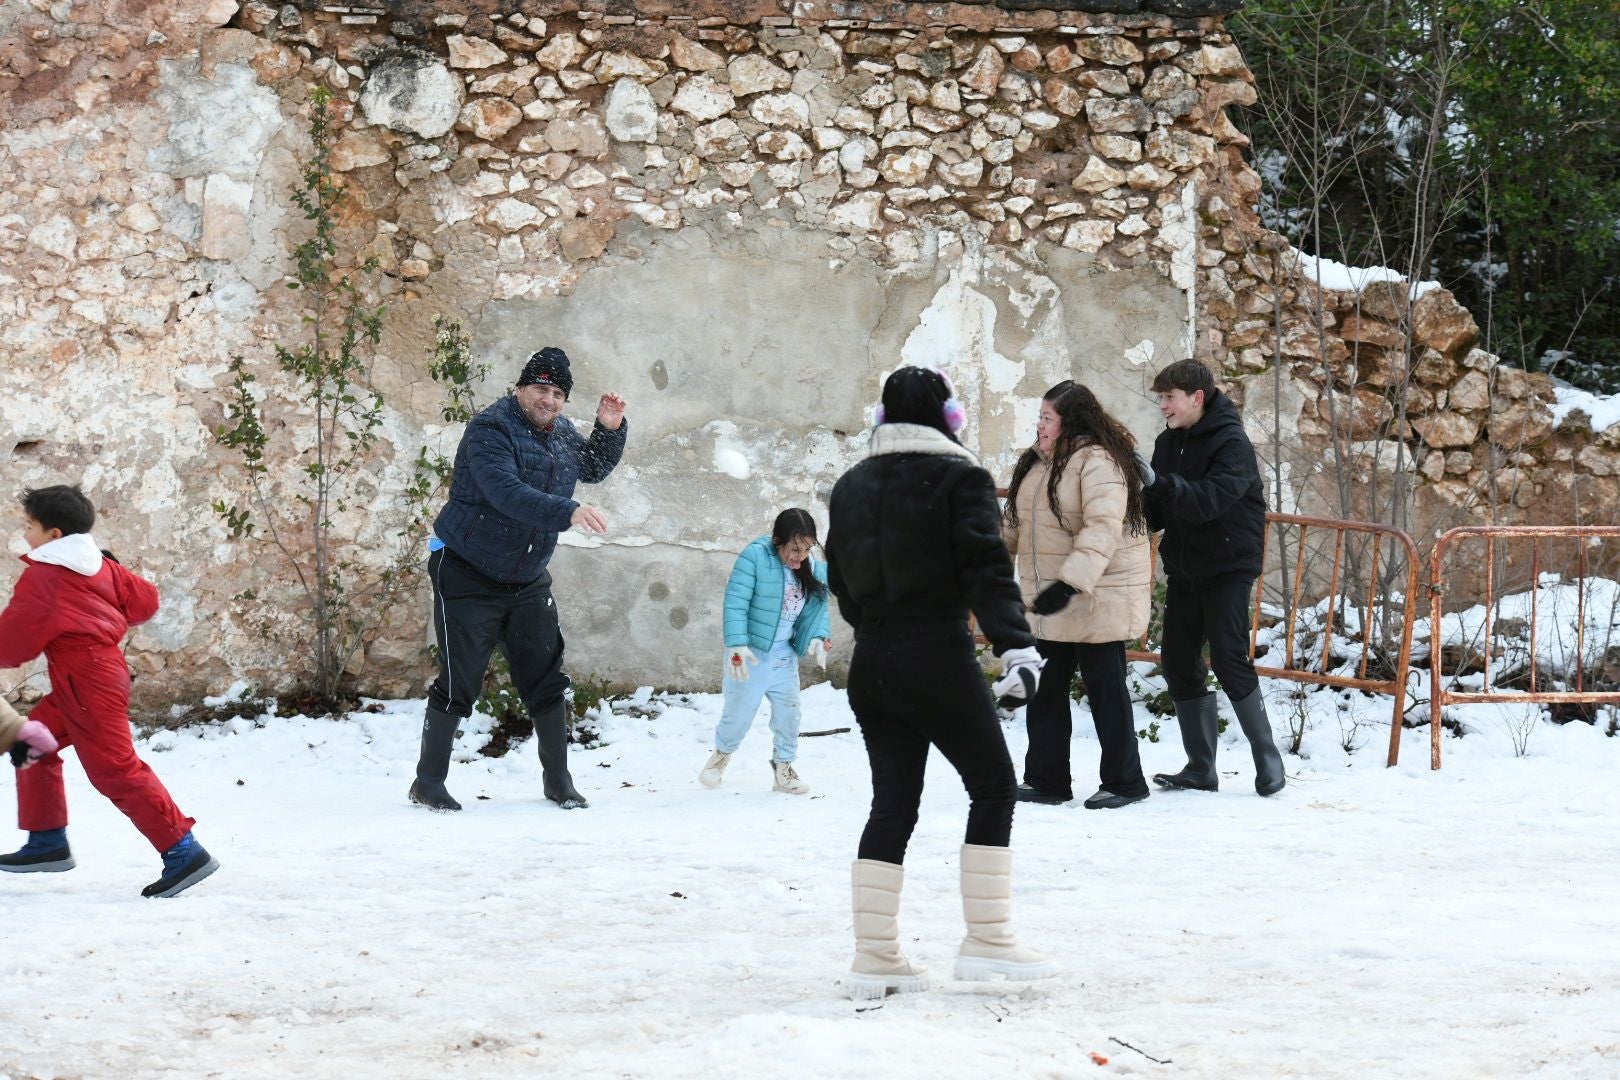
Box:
[1145,388,1267,585]
[825,423,1035,656]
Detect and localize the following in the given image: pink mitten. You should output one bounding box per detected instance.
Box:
[16,719,58,767]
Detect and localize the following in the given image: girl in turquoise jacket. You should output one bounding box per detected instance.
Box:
[699,508,831,794]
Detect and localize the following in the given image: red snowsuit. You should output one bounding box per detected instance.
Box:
[0,536,193,851]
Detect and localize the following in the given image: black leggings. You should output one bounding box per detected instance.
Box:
[848,620,1017,865]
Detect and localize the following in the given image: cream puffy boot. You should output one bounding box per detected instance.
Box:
[954,844,1059,982]
[698,750,731,788]
[844,859,930,1000]
[771,759,810,795]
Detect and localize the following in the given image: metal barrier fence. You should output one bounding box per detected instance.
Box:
[1427,525,1620,769]
[996,503,1620,770]
[1128,513,1421,768]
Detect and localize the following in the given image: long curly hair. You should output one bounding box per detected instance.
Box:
[1003,380,1147,535]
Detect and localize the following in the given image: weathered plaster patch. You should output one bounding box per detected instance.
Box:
[148,60,283,182]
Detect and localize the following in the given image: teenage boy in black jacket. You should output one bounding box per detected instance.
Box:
[1136,359,1285,796]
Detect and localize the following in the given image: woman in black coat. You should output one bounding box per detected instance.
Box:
[826,366,1058,999]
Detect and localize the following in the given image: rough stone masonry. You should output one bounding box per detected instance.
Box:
[2,1,1615,704]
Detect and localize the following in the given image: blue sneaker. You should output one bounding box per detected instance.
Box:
[0,828,75,873]
[141,831,219,898]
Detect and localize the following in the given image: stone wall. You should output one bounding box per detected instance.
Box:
[2,0,1612,704]
[1239,269,1620,552]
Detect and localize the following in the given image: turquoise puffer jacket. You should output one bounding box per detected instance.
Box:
[723,536,831,656]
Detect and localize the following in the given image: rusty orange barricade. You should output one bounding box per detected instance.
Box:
[1127,513,1422,767]
[1428,525,1620,770]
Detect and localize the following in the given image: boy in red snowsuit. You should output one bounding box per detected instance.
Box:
[0,485,219,897]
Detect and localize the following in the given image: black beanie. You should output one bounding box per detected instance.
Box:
[517,347,573,399]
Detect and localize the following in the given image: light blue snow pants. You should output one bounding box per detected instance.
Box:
[715,642,802,763]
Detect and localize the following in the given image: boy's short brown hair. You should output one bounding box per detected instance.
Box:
[1150,358,1217,398]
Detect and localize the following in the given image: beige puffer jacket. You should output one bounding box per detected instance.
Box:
[0,696,22,755]
[1002,444,1153,644]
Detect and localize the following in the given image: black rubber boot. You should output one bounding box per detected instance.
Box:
[534,701,588,809]
[1152,693,1220,791]
[1231,689,1287,796]
[409,706,463,812]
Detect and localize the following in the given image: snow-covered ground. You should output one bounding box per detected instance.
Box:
[3,678,1618,1080]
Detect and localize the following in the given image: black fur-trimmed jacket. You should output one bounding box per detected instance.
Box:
[825,423,1034,656]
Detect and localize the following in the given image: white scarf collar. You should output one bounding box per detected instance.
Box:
[866,423,980,465]
[26,532,103,576]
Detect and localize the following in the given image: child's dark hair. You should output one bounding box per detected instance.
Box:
[21,485,95,536]
[772,508,826,599]
[1150,358,1217,398]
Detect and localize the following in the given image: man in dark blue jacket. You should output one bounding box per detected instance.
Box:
[409,346,628,812]
[1137,359,1285,797]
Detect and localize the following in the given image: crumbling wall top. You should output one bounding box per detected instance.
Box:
[283,1,1245,33]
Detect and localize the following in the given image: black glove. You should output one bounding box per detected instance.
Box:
[1030,581,1079,616]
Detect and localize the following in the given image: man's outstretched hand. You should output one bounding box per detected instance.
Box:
[597,393,626,430]
[571,505,609,534]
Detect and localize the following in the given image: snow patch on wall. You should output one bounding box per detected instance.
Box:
[1295,249,1441,298]
[1549,385,1620,433]
[714,447,751,480]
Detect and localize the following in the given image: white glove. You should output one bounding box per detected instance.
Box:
[991,645,1045,708]
[724,648,756,682]
[806,639,830,670]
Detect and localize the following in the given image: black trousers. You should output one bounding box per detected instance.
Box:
[1160,575,1258,702]
[848,620,1017,865]
[1024,639,1147,800]
[426,548,570,718]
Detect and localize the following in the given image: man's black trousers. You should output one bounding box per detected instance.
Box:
[427,548,570,718]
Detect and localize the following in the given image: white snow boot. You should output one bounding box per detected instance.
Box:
[771,759,810,795]
[953,844,1059,982]
[698,750,731,788]
[844,859,929,1000]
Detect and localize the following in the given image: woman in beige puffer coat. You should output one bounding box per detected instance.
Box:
[1003,380,1153,809]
